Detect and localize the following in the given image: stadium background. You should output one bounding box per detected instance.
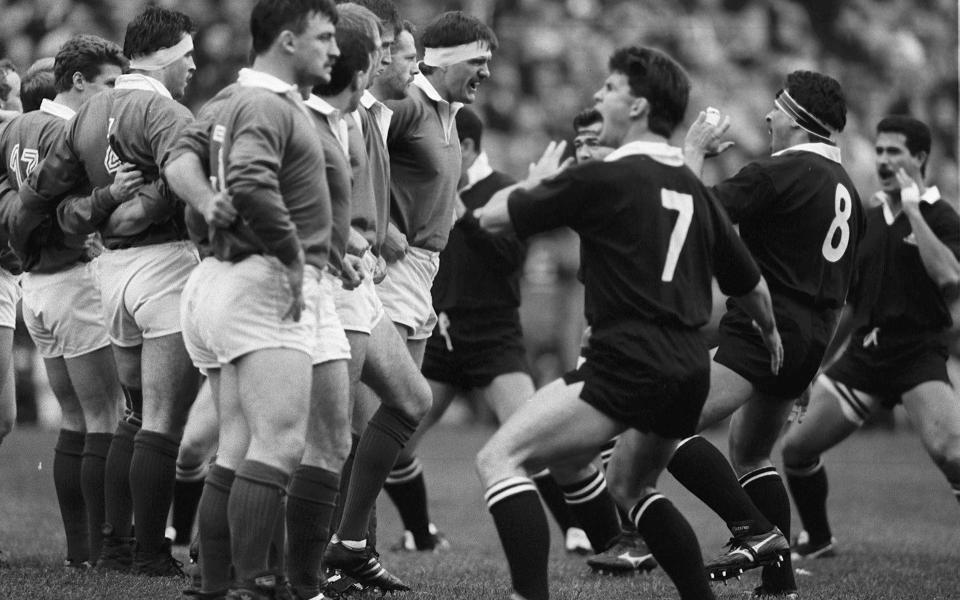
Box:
[0,0,957,421]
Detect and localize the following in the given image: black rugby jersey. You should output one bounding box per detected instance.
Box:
[508,141,760,356]
[712,143,862,310]
[849,188,960,335]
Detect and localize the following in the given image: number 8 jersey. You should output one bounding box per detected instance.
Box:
[710,142,863,311]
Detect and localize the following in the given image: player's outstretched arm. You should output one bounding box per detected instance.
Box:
[733,276,783,375]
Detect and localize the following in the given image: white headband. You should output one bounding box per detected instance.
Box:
[128,36,194,71]
[422,41,491,68]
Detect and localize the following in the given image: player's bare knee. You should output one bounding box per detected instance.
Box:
[476,437,518,484]
[781,435,815,468]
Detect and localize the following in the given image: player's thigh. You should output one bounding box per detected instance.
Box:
[697,352,756,432]
[477,378,623,484]
[781,377,865,465]
[141,332,201,417]
[236,347,312,471]
[303,358,352,471]
[362,316,431,416]
[902,380,960,467]
[727,392,795,474]
[43,356,85,431]
[64,346,124,432]
[478,371,536,424]
[606,430,679,502]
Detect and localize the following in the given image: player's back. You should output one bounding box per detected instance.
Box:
[1,109,66,191]
[713,146,862,311]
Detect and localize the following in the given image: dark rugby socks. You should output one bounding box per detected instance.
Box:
[81,432,113,561]
[630,493,715,600]
[384,457,432,546]
[740,466,797,593]
[785,458,832,543]
[668,436,773,536]
[532,469,578,533]
[129,429,179,554]
[286,465,340,598]
[172,460,207,545]
[485,477,549,600]
[336,405,418,541]
[229,460,289,582]
[560,469,620,552]
[54,429,89,562]
[198,464,234,593]
[104,419,139,537]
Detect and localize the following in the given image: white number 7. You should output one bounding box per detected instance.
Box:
[660,189,693,282]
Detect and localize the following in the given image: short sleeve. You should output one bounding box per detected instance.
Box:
[711,162,777,222]
[926,201,960,260]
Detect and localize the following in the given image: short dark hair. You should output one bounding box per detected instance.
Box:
[251,0,339,55]
[573,107,602,131]
[342,0,401,36]
[608,46,689,138]
[313,4,377,96]
[123,6,195,59]
[456,107,482,150]
[877,115,932,175]
[421,11,498,51]
[20,58,56,112]
[55,35,127,93]
[0,59,17,103]
[785,70,846,133]
[401,19,416,35]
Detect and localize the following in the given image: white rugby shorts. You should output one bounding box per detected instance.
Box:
[0,269,19,330]
[377,246,439,340]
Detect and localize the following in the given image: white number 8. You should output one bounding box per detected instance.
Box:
[821,183,851,263]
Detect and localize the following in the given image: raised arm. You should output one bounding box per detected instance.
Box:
[898,170,960,292]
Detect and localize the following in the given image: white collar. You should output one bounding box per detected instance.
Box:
[40,98,76,120]
[304,94,338,117]
[604,141,684,167]
[878,185,942,225]
[237,68,298,94]
[461,151,493,192]
[114,73,173,99]
[413,73,464,113]
[360,90,379,110]
[772,142,841,164]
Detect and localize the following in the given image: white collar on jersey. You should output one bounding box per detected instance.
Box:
[412,72,464,113]
[772,142,841,164]
[603,141,684,167]
[236,68,299,95]
[461,151,493,193]
[304,94,338,117]
[877,185,942,225]
[40,98,76,120]
[114,73,173,99]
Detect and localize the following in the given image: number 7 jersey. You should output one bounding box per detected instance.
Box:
[710,143,863,311]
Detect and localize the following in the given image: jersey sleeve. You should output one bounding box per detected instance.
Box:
[926,200,960,260]
[506,169,587,239]
[226,100,301,265]
[707,191,762,296]
[710,162,777,222]
[19,120,93,216]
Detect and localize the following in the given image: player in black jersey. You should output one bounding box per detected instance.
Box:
[781,115,960,559]
[660,70,862,597]
[475,46,782,600]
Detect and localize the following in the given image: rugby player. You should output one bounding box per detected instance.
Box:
[475,45,782,600]
[662,70,862,597]
[1,37,128,568]
[18,5,202,575]
[781,115,960,559]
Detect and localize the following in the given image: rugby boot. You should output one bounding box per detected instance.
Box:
[587,532,658,575]
[96,524,134,571]
[227,573,281,600]
[705,526,789,581]
[323,541,410,592]
[790,530,836,561]
[133,537,186,577]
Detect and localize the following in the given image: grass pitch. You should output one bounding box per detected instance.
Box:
[1,422,958,599]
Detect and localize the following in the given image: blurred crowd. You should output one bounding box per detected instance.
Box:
[0,0,957,388]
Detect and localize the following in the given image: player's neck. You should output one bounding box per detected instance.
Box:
[620,126,669,148]
[320,89,353,113]
[52,92,82,112]
[250,55,299,88]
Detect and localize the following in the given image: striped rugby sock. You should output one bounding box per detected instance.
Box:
[485,477,549,600]
[560,469,620,552]
[740,466,796,593]
[384,457,433,546]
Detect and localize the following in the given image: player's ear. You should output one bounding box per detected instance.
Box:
[629,96,649,121]
[72,71,85,92]
[278,29,297,55]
